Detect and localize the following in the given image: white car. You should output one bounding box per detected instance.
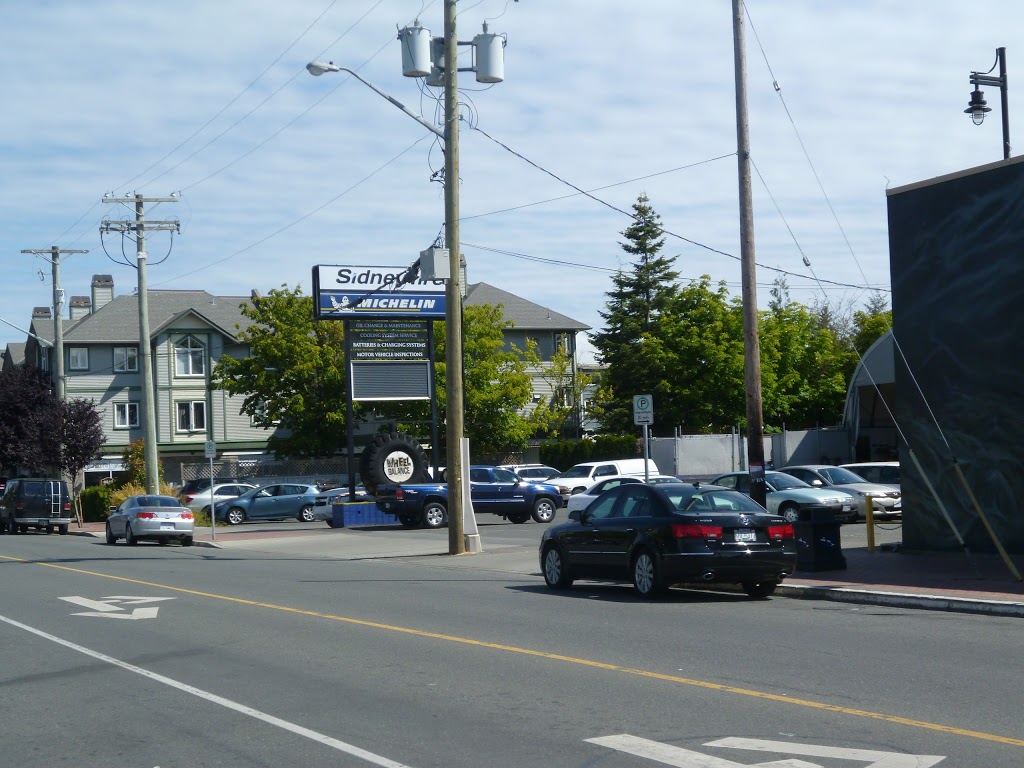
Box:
[180,482,257,514]
[564,476,645,515]
[840,461,900,492]
[106,494,195,546]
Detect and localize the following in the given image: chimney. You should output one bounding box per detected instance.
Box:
[69,296,91,321]
[91,274,114,312]
[32,306,52,319]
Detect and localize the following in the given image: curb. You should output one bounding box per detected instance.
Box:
[775,583,1024,618]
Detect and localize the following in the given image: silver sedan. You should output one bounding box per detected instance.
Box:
[106,494,195,546]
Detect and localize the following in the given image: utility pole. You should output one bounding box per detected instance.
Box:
[443,0,466,555]
[732,0,767,507]
[20,246,88,401]
[101,193,179,494]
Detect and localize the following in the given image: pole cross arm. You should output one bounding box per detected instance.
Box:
[306,61,445,140]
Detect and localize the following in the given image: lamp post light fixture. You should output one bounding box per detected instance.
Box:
[966,47,1010,160]
[307,1,505,555]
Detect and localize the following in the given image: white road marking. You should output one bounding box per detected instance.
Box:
[0,613,415,768]
[60,596,175,619]
[587,734,946,767]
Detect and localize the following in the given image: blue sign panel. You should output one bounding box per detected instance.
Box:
[313,265,447,319]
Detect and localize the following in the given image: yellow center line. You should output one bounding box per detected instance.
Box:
[6,554,1023,749]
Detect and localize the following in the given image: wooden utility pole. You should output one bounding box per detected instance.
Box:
[20,246,88,401]
[101,194,179,494]
[732,0,767,506]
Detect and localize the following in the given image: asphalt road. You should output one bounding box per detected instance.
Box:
[1,525,1020,767]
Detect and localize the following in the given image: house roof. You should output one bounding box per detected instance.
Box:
[61,291,254,343]
[3,342,26,368]
[465,282,589,332]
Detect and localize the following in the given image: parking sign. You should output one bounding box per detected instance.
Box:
[633,394,654,426]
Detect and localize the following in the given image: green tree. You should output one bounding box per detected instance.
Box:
[121,440,147,487]
[590,194,686,435]
[527,346,594,439]
[60,398,105,525]
[213,285,348,458]
[850,291,893,356]
[0,365,61,473]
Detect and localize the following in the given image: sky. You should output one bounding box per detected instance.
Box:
[2,1,1019,364]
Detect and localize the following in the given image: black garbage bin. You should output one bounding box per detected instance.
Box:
[793,506,847,572]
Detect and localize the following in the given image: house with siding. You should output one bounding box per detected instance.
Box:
[5,274,592,484]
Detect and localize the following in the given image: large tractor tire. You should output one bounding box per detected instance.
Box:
[360,432,431,495]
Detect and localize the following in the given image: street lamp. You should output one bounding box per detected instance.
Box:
[966,47,1010,159]
[307,2,505,555]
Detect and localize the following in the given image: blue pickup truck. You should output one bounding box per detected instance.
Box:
[375,465,561,529]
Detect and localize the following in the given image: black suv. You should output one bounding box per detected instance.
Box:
[1,478,73,535]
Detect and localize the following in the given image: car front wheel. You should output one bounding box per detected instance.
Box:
[532,497,557,524]
[226,508,246,525]
[542,545,573,590]
[298,505,316,523]
[780,504,799,523]
[632,549,667,598]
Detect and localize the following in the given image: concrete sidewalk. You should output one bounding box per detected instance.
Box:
[67,520,1024,617]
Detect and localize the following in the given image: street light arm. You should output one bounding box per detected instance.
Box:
[306,61,445,140]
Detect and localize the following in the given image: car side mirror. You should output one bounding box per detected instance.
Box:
[568,509,581,522]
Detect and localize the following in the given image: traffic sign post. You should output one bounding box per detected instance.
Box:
[632,395,653,481]
[205,441,216,542]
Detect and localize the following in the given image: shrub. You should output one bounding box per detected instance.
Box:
[79,485,115,522]
[109,481,180,508]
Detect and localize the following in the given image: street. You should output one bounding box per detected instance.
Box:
[1,520,1020,767]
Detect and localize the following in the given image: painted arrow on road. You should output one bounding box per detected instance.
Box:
[60,596,175,620]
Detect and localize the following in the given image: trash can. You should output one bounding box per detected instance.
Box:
[793,506,847,571]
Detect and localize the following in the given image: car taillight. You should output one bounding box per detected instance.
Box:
[768,524,794,540]
[395,487,404,500]
[180,511,194,519]
[136,512,156,519]
[184,495,194,503]
[15,502,24,510]
[672,523,723,540]
[63,502,71,512]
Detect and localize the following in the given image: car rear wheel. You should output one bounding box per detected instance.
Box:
[8,517,18,535]
[125,524,138,546]
[226,508,246,525]
[779,503,799,523]
[507,511,530,524]
[742,580,778,599]
[298,505,316,523]
[398,513,420,529]
[58,524,68,535]
[632,549,667,598]
[158,538,168,546]
[542,545,573,590]
[531,497,557,524]
[422,502,448,529]
[182,536,194,547]
[105,523,116,545]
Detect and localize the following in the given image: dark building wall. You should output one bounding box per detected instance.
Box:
[887,158,1024,552]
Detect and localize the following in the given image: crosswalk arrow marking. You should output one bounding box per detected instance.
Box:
[71,607,160,620]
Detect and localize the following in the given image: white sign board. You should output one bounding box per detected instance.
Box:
[633,394,654,426]
[204,440,216,459]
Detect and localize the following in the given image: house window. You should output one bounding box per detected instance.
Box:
[113,346,138,372]
[69,347,89,371]
[114,402,140,429]
[174,337,206,377]
[176,400,206,432]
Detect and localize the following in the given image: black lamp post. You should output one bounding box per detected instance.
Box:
[966,47,1010,160]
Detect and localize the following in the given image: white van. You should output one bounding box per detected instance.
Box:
[551,459,661,503]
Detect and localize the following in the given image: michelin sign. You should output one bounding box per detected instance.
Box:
[312,265,446,320]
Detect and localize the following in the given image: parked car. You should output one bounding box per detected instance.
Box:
[645,475,686,485]
[1,478,73,535]
[540,482,796,598]
[711,470,858,523]
[565,476,644,515]
[177,476,244,499]
[106,495,195,546]
[778,464,902,519]
[180,483,258,514]
[499,464,562,482]
[840,461,901,491]
[214,483,322,525]
[313,484,372,526]
[551,458,661,504]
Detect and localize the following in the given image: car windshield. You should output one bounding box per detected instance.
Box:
[818,467,867,484]
[558,466,594,479]
[766,471,809,490]
[492,468,521,483]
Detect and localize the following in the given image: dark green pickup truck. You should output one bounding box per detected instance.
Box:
[375,465,561,529]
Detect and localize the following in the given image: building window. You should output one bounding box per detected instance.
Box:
[113,346,138,372]
[176,400,206,432]
[114,402,140,429]
[68,347,89,371]
[174,337,206,377]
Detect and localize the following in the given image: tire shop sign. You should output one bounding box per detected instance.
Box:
[312,264,446,319]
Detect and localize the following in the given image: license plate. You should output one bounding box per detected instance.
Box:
[160,523,174,530]
[734,528,756,542]
[382,502,392,510]
[842,504,853,512]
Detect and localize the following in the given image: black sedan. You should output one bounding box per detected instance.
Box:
[539,482,796,599]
